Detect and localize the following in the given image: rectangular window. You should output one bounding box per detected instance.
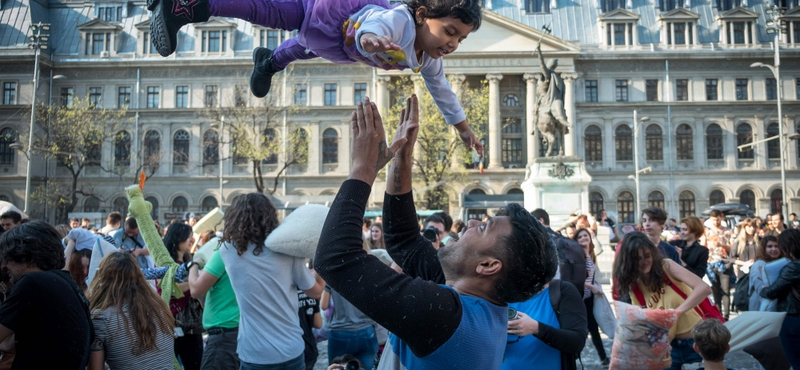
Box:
[796,77,800,100]
[267,30,280,50]
[294,84,307,105]
[673,23,686,45]
[584,80,598,102]
[525,0,550,13]
[61,87,74,107]
[97,6,122,22]
[175,86,189,108]
[324,83,337,106]
[89,87,103,107]
[615,80,628,102]
[204,85,218,107]
[766,78,778,100]
[501,138,523,166]
[732,22,745,44]
[353,83,367,104]
[118,86,131,108]
[235,85,248,107]
[88,33,109,55]
[602,0,626,12]
[146,86,160,109]
[646,79,658,102]
[2,82,16,105]
[705,79,718,101]
[736,78,748,100]
[202,30,227,53]
[614,24,626,45]
[675,79,688,101]
[142,32,158,55]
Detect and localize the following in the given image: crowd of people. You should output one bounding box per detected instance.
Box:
[0,92,799,370]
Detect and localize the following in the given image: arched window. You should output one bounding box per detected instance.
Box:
[585,125,603,162]
[679,190,695,218]
[203,130,219,165]
[740,189,756,211]
[645,124,663,161]
[590,191,604,216]
[290,128,309,165]
[467,188,487,221]
[84,197,100,212]
[709,190,725,206]
[86,133,101,166]
[173,130,190,171]
[767,123,779,159]
[322,128,338,164]
[507,188,523,194]
[676,124,693,160]
[146,196,159,221]
[647,191,665,210]
[617,191,634,224]
[615,125,632,161]
[114,131,131,167]
[736,123,754,159]
[171,196,188,213]
[502,94,519,107]
[232,131,250,165]
[144,130,161,168]
[201,196,218,212]
[770,189,783,215]
[113,197,129,216]
[262,128,278,164]
[706,124,723,160]
[0,128,17,165]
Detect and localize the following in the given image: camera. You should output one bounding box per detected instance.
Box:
[508,307,519,320]
[422,226,440,242]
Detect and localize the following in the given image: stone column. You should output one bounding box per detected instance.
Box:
[486,73,503,169]
[604,117,616,169]
[693,118,704,169]
[524,73,538,166]
[449,74,467,169]
[375,76,391,117]
[411,75,426,99]
[754,115,767,169]
[562,72,577,157]
[723,117,736,170]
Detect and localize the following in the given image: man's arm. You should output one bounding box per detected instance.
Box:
[314,98,462,357]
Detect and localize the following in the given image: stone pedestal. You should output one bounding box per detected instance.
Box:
[521,156,593,227]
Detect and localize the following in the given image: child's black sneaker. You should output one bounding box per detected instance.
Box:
[250,47,284,98]
[148,0,210,56]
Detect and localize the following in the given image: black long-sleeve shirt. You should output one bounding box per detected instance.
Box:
[670,240,709,278]
[314,180,461,357]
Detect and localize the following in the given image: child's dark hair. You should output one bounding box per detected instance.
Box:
[406,0,483,30]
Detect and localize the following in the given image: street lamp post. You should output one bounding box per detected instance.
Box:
[211,116,225,206]
[23,22,50,213]
[751,4,789,224]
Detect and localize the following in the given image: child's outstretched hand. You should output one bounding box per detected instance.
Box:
[360,33,401,54]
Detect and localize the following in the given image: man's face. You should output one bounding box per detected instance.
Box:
[423,221,446,249]
[791,214,797,221]
[0,218,19,231]
[669,220,676,227]
[2,260,31,284]
[771,216,782,229]
[438,217,511,280]
[125,227,139,238]
[641,214,663,238]
[710,216,722,228]
[70,219,80,229]
[81,220,90,229]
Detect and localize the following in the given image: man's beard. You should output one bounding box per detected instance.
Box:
[437,243,465,280]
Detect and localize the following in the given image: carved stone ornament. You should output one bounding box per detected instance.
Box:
[547,161,574,180]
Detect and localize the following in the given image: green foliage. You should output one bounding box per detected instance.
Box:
[384,77,488,210]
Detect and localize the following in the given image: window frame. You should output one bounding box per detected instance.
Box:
[615,79,629,102]
[324,83,338,106]
[2,82,17,105]
[585,80,598,102]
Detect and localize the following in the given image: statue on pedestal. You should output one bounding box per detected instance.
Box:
[532,43,570,157]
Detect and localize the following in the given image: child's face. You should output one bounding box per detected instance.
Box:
[415,14,474,59]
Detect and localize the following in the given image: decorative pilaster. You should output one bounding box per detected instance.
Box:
[449,74,467,169]
[524,73,538,166]
[376,76,391,116]
[486,73,503,169]
[562,72,577,157]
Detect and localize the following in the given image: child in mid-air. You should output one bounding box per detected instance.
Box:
[148,0,484,155]
[692,319,735,370]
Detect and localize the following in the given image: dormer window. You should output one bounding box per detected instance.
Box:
[96,5,123,22]
[715,0,742,11]
[524,0,550,14]
[135,19,158,56]
[194,18,237,56]
[782,7,800,46]
[658,8,699,47]
[716,7,758,46]
[598,8,640,49]
[255,27,283,49]
[601,0,626,12]
[78,19,122,57]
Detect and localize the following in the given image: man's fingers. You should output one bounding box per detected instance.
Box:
[350,111,358,136]
[356,102,366,134]
[363,97,375,133]
[370,101,386,139]
[410,94,419,122]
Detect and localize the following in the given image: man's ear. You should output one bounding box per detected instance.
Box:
[476,258,502,276]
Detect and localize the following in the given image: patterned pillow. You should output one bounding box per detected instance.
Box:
[609,301,681,370]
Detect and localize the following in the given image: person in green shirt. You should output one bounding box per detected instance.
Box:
[189,245,241,370]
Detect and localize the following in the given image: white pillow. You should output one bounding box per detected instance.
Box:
[265,204,330,259]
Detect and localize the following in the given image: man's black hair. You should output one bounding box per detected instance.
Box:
[126,217,138,230]
[70,217,80,222]
[642,206,668,225]
[0,211,21,224]
[424,214,446,228]
[530,208,550,227]
[0,220,66,270]
[107,212,122,225]
[405,0,483,30]
[495,203,557,303]
[432,211,453,232]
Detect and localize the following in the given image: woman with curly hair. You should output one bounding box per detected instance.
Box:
[219,193,324,370]
[613,232,712,370]
[88,251,174,369]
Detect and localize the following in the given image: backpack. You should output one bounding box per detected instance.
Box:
[548,229,587,293]
[548,280,580,370]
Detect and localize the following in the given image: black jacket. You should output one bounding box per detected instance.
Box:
[670,240,709,279]
[546,227,587,293]
[761,260,800,315]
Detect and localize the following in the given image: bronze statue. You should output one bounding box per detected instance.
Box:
[533,43,570,157]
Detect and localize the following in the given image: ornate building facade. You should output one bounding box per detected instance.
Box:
[1,0,798,224]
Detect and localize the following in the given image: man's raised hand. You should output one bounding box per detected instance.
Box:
[392,95,420,159]
[349,97,407,184]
